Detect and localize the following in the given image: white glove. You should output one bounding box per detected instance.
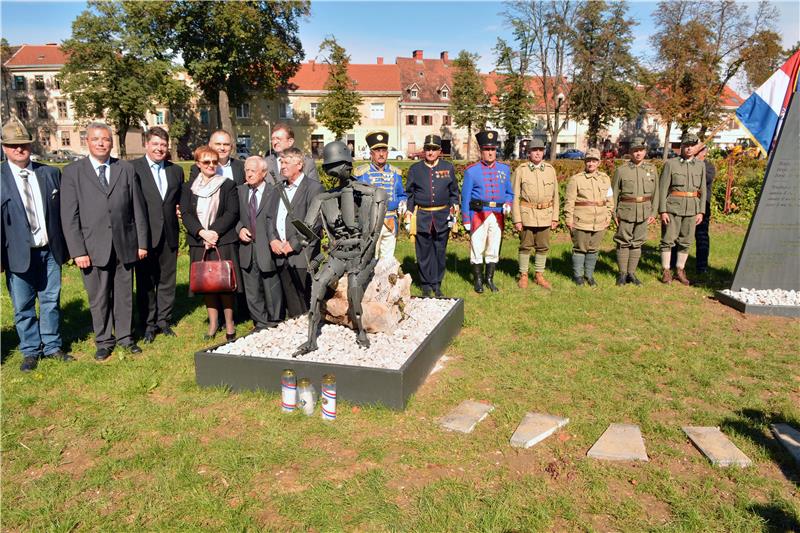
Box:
[503,203,511,215]
[464,223,471,232]
[404,222,411,232]
[398,201,407,217]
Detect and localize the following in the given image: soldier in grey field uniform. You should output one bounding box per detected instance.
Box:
[612,136,658,286]
[658,133,706,285]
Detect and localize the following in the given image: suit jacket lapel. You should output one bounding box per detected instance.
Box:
[83,158,107,195]
[1,163,26,214]
[106,158,120,195]
[289,178,307,210]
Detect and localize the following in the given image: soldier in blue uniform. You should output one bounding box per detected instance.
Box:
[404,134,459,298]
[461,130,513,293]
[354,131,406,259]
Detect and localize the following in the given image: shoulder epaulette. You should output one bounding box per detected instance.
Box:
[353,164,370,177]
[387,164,401,174]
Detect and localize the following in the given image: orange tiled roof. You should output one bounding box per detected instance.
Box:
[396,56,454,102]
[4,44,67,67]
[288,61,400,92]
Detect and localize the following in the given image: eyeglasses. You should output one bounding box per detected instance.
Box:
[199,159,219,165]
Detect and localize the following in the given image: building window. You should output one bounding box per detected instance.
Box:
[156,111,165,125]
[440,87,449,99]
[443,115,452,126]
[310,102,318,118]
[311,134,324,159]
[39,129,50,148]
[279,103,293,119]
[16,101,28,119]
[37,101,47,118]
[13,76,26,90]
[422,115,433,126]
[60,131,71,147]
[235,102,250,119]
[57,101,68,119]
[370,102,385,119]
[410,88,418,99]
[200,108,210,125]
[35,75,45,90]
[54,78,61,90]
[406,115,417,125]
[80,131,87,146]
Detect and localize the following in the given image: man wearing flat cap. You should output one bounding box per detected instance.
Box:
[611,136,658,286]
[564,148,613,286]
[405,134,459,297]
[354,130,407,259]
[512,138,558,290]
[461,130,513,293]
[1,118,74,372]
[658,132,706,285]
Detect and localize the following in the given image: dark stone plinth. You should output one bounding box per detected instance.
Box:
[194,298,464,410]
[715,291,800,318]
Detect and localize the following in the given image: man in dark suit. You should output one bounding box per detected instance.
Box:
[132,127,184,343]
[266,147,324,318]
[237,156,282,330]
[1,118,74,372]
[60,123,149,361]
[188,129,245,185]
[264,123,319,185]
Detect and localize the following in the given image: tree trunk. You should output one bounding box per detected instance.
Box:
[466,122,472,161]
[662,121,672,161]
[218,89,235,139]
[117,123,128,158]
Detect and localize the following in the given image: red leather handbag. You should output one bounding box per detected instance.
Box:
[190,246,237,293]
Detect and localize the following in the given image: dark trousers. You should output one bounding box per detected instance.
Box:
[135,236,177,332]
[81,247,134,349]
[416,228,450,291]
[277,264,310,318]
[241,262,283,327]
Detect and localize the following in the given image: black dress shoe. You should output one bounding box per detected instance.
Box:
[585,277,597,287]
[143,330,157,344]
[616,273,628,286]
[225,332,236,342]
[95,348,112,361]
[434,288,445,298]
[572,276,585,286]
[626,273,642,286]
[20,355,39,372]
[120,343,143,354]
[422,288,433,298]
[159,325,177,337]
[46,350,75,362]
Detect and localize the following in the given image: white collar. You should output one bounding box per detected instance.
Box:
[145,155,164,168]
[89,155,111,170]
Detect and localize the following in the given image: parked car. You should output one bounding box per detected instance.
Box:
[647,146,677,159]
[43,149,83,163]
[556,149,585,160]
[358,147,405,160]
[29,153,42,162]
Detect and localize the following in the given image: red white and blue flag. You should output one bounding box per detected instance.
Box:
[735,50,800,155]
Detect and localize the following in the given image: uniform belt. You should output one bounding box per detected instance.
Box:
[669,191,700,198]
[481,201,502,208]
[520,200,553,209]
[574,200,607,207]
[618,195,652,203]
[418,205,448,211]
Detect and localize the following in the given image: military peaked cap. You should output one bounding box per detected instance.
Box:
[423,134,442,149]
[529,138,546,150]
[681,132,699,145]
[629,136,647,150]
[585,148,601,160]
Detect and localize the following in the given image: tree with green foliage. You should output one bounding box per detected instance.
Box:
[568,1,641,148]
[315,36,362,141]
[1,38,15,122]
[451,50,490,160]
[59,1,191,157]
[493,39,535,159]
[742,30,785,90]
[168,0,309,137]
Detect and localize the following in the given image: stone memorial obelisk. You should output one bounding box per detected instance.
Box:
[717,84,800,317]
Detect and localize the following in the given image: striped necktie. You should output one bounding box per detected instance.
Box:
[19,169,41,233]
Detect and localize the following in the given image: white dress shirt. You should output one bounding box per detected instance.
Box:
[88,155,112,179]
[9,161,48,246]
[146,155,166,199]
[276,173,304,241]
[217,158,234,181]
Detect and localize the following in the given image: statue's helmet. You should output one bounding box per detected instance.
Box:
[322,141,352,167]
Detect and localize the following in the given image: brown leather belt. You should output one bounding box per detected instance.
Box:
[669,191,700,198]
[619,195,652,203]
[574,200,607,207]
[520,200,553,209]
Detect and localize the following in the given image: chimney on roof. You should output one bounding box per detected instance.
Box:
[440,51,449,62]
[377,57,383,65]
[412,50,423,60]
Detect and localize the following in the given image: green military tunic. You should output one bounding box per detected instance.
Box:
[565,170,612,253]
[612,160,658,249]
[658,157,706,251]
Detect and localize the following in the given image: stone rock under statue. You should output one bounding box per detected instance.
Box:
[325,256,412,333]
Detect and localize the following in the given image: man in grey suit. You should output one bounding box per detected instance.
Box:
[237,156,282,330]
[266,147,324,318]
[1,118,74,372]
[132,127,184,343]
[264,123,319,185]
[60,123,149,361]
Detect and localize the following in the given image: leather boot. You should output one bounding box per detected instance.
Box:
[485,263,499,292]
[534,272,551,290]
[616,273,628,286]
[675,268,691,286]
[517,272,529,289]
[661,269,673,284]
[472,264,484,294]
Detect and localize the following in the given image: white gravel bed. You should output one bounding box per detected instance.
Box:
[720,288,800,307]
[211,297,459,370]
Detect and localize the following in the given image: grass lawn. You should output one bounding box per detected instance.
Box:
[2,224,798,531]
